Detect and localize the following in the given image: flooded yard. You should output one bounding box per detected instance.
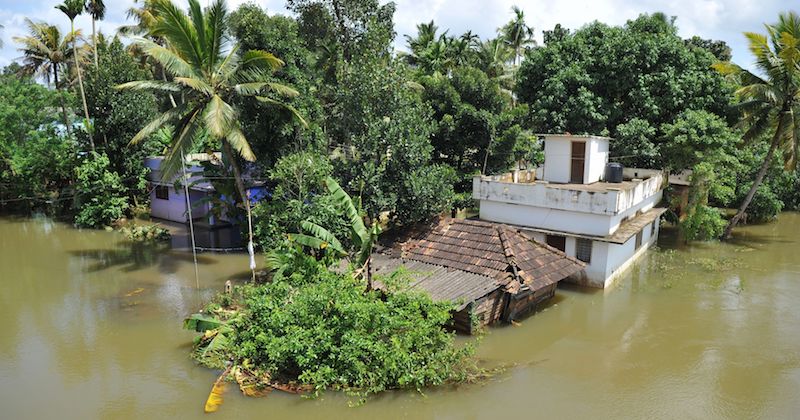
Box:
[1,214,798,419]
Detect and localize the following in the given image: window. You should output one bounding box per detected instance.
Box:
[155,185,169,200]
[576,238,592,263]
[546,234,566,252]
[635,230,643,249]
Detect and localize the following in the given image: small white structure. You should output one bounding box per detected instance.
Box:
[145,153,227,225]
[473,134,666,288]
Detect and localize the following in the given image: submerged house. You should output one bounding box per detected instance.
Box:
[375,218,585,333]
[473,134,667,288]
[145,153,266,249]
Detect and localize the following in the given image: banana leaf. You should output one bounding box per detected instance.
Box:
[184,313,225,332]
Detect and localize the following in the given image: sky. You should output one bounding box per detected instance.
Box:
[0,0,794,71]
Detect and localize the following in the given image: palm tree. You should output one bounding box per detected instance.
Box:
[85,0,106,68]
[499,5,535,66]
[714,11,800,239]
[119,0,305,280]
[56,0,95,150]
[404,20,443,68]
[14,19,78,134]
[119,0,159,37]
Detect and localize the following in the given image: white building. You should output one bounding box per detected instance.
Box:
[473,134,666,288]
[145,154,225,225]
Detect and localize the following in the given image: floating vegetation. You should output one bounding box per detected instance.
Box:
[687,256,744,272]
[119,224,171,243]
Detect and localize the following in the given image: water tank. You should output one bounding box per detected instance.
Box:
[605,163,624,183]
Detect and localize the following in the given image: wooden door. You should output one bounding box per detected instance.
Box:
[570,142,586,183]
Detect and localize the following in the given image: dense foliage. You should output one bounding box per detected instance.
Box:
[252,151,351,251]
[0,70,77,213]
[516,13,734,169]
[232,270,474,396]
[73,152,129,228]
[84,37,162,202]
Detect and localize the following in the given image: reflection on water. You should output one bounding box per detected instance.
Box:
[1,214,799,419]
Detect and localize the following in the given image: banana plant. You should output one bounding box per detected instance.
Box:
[288,177,381,288]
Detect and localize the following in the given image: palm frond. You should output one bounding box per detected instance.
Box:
[239,50,284,71]
[117,79,183,92]
[224,127,256,162]
[150,0,203,69]
[236,82,298,97]
[128,103,188,145]
[160,104,205,181]
[174,76,212,95]
[255,96,308,127]
[203,95,237,139]
[135,37,197,78]
[205,0,227,71]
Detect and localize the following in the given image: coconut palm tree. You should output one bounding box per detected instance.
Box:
[85,0,106,68]
[14,19,79,134]
[119,0,159,37]
[119,0,305,280]
[714,11,800,239]
[56,0,95,150]
[499,5,535,66]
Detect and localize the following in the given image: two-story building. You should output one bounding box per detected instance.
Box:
[473,134,667,288]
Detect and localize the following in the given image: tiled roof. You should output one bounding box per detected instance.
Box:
[372,256,499,311]
[401,218,585,291]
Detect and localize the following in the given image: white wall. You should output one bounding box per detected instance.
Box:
[601,220,660,287]
[480,200,617,236]
[541,136,609,184]
[542,137,572,183]
[587,137,609,183]
[150,186,211,223]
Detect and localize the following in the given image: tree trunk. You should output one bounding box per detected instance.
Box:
[223,141,256,282]
[71,20,95,151]
[722,136,779,240]
[92,18,98,69]
[161,66,177,108]
[53,68,71,136]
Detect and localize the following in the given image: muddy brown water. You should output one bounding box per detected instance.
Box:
[1,214,799,419]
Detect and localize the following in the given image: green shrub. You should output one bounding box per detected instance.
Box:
[253,152,351,251]
[230,270,476,397]
[680,204,726,241]
[73,153,129,228]
[119,224,171,242]
[740,184,783,223]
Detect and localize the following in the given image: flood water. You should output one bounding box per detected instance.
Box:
[1,214,799,419]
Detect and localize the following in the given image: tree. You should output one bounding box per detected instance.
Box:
[499,5,535,66]
[516,14,734,168]
[119,0,159,36]
[84,37,160,203]
[330,60,455,225]
[56,0,95,150]
[120,0,305,280]
[228,4,326,167]
[85,0,106,68]
[13,19,76,133]
[288,0,396,62]
[713,11,800,239]
[0,70,77,213]
[73,152,129,228]
[291,177,381,289]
